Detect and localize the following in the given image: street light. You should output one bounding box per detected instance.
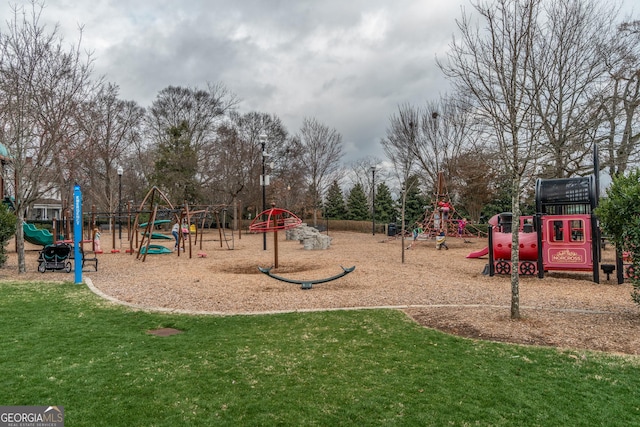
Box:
[117,166,123,244]
[259,133,268,250]
[370,166,376,235]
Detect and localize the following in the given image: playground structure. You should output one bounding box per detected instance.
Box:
[22,185,243,263]
[126,187,238,261]
[52,186,241,261]
[249,203,302,268]
[259,265,356,290]
[23,222,55,246]
[250,203,355,289]
[406,172,484,248]
[23,204,79,247]
[475,175,628,283]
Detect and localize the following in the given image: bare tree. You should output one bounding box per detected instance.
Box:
[529,0,619,178]
[126,136,156,205]
[409,96,471,192]
[197,110,305,228]
[209,123,258,207]
[74,83,144,212]
[439,0,542,319]
[209,112,292,208]
[381,104,419,264]
[0,1,96,272]
[297,117,344,226]
[598,20,640,177]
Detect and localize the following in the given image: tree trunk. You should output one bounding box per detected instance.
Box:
[401,191,407,264]
[510,178,521,319]
[16,212,26,273]
[232,198,238,231]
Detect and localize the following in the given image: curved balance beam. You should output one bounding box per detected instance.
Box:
[258,265,356,290]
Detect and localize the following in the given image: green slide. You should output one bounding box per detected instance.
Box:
[23,222,54,246]
[140,244,172,254]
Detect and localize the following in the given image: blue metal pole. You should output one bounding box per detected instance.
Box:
[371,167,376,235]
[73,184,82,284]
[262,139,267,251]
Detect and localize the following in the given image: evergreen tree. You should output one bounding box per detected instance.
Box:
[324,180,347,219]
[152,121,200,205]
[346,183,370,220]
[480,173,535,222]
[399,175,427,227]
[404,187,426,226]
[374,182,395,223]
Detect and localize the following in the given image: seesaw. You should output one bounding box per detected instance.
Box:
[258,265,356,290]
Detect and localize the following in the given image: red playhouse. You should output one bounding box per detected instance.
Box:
[484,175,611,283]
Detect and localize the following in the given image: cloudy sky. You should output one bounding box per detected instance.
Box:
[1,0,637,165]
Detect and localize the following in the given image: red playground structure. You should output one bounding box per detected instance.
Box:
[483,175,610,283]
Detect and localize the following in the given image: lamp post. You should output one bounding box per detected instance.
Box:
[259,133,268,250]
[370,166,376,235]
[117,166,123,244]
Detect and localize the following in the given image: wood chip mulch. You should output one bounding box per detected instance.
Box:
[3,230,639,356]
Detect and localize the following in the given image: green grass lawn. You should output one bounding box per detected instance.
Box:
[1,282,639,426]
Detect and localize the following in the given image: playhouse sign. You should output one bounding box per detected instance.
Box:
[548,248,586,264]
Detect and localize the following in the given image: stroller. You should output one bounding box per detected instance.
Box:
[37,242,73,273]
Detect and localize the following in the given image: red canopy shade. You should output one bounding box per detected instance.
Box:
[249,207,302,233]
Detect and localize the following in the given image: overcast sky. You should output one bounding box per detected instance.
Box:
[1,0,637,166]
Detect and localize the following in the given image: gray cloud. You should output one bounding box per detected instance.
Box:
[6,0,633,165]
[1,0,466,163]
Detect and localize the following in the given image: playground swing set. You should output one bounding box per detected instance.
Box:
[128,187,241,261]
[24,185,244,272]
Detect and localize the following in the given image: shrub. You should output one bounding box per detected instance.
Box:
[0,203,17,267]
[595,169,640,306]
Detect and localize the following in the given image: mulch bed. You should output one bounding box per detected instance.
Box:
[3,230,639,356]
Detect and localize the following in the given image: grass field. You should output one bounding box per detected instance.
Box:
[1,281,639,426]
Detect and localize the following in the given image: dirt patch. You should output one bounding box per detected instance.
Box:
[219,261,323,275]
[146,327,183,336]
[4,230,639,355]
[405,306,640,355]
